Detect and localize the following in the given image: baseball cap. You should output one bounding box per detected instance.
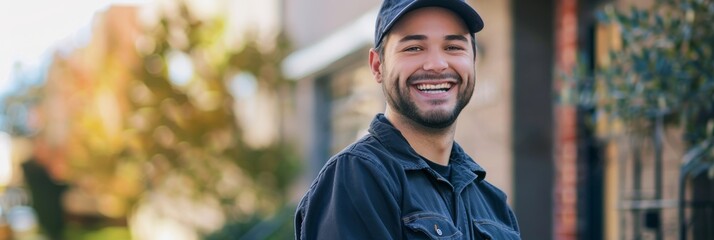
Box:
[374,0,484,48]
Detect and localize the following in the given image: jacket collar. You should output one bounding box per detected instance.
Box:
[368,114,487,182]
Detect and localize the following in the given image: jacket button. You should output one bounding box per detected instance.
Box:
[434,224,443,236]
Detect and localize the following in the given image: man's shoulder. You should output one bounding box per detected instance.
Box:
[323,134,400,172]
[339,134,387,158]
[306,134,402,197]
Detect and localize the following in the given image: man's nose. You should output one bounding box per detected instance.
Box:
[422,50,448,72]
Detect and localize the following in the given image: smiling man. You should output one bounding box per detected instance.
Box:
[295,0,520,239]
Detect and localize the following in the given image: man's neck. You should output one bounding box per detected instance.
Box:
[385,110,455,166]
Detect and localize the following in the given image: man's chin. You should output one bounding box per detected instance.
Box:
[414,111,457,129]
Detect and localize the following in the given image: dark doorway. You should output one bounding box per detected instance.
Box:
[512,0,556,239]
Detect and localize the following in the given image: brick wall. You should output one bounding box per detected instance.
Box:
[554,0,579,239]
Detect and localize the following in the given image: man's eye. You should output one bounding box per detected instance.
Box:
[446,45,465,51]
[404,46,423,52]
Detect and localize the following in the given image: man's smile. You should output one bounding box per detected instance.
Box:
[415,82,453,93]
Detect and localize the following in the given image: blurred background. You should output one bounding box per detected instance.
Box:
[0,0,711,239]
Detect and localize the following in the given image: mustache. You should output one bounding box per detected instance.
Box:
[407,72,462,83]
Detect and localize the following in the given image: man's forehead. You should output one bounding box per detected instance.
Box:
[392,33,470,44]
[387,7,469,39]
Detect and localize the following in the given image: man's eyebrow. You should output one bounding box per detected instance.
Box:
[398,34,427,43]
[445,34,468,42]
[398,34,468,43]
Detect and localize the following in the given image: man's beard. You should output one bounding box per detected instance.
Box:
[383,71,474,129]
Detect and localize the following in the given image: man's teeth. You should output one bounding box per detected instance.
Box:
[416,83,452,92]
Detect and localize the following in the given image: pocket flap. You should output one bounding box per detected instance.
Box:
[403,212,462,239]
[473,219,521,240]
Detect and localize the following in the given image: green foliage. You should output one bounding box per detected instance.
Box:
[130,0,300,225]
[1,0,301,237]
[599,0,713,123]
[64,225,131,240]
[568,0,714,162]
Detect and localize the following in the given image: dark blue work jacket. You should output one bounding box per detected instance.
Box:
[295,114,521,239]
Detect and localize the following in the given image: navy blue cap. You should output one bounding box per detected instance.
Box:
[374,0,484,48]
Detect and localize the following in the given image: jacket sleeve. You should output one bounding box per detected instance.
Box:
[295,154,402,240]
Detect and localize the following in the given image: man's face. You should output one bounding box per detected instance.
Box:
[373,7,476,129]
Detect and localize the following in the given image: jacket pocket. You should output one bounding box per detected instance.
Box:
[473,219,521,240]
[403,212,462,240]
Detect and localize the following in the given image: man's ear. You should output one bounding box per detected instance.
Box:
[369,48,383,83]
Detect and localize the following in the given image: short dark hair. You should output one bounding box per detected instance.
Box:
[376,33,478,62]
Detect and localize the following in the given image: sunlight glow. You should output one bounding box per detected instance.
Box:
[0,0,148,94]
[0,132,11,186]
